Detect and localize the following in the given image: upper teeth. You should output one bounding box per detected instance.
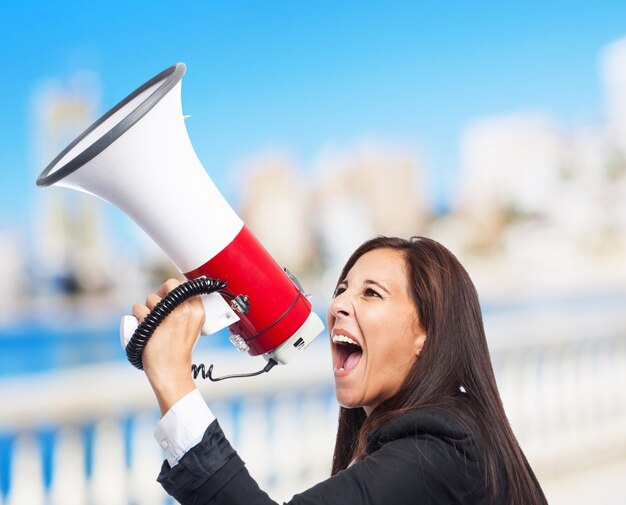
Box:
[332,333,360,346]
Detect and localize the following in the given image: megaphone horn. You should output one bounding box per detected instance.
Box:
[37,63,324,375]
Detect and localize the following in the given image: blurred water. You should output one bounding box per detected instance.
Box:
[0,323,123,378]
[0,319,235,378]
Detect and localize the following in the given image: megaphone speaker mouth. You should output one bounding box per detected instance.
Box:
[36,63,186,187]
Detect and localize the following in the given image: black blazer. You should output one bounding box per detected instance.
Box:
[157,407,498,504]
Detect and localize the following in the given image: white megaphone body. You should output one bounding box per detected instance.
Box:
[36,63,324,372]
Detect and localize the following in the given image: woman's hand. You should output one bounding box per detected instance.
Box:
[132,278,206,416]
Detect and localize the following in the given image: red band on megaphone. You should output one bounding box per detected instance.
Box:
[184,225,312,356]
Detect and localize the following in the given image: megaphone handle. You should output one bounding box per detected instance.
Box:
[125,277,228,370]
[121,311,278,381]
[120,291,239,349]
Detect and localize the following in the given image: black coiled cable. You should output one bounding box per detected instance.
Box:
[126,277,227,370]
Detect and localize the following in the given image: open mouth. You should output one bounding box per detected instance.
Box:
[332,333,363,373]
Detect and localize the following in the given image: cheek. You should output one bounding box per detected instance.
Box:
[366,320,416,370]
[369,341,407,372]
[364,328,394,369]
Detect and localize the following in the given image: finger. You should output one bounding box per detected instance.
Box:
[132,303,150,322]
[187,294,206,317]
[157,278,182,298]
[146,293,162,310]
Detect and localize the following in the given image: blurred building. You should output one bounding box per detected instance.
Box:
[455,113,567,255]
[235,142,429,307]
[312,142,429,271]
[238,150,317,278]
[31,72,114,295]
[452,36,626,272]
[602,36,626,151]
[599,36,626,253]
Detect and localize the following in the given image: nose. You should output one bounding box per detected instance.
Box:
[329,290,352,319]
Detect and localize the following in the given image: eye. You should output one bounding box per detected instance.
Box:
[333,285,347,297]
[364,287,381,298]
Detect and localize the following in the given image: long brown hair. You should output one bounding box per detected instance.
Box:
[330,236,546,505]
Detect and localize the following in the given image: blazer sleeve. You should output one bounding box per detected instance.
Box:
[157,418,482,505]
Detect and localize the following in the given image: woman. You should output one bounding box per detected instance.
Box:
[134,236,547,504]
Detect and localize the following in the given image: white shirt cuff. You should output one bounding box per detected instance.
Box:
[154,388,215,467]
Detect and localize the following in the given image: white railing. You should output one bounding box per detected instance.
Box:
[1,304,625,504]
[488,304,626,479]
[0,343,338,505]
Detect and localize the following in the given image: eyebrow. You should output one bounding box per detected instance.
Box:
[365,279,390,294]
[338,279,390,295]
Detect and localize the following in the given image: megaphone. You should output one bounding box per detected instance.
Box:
[36,63,324,377]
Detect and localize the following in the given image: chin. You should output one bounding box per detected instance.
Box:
[334,390,362,410]
[338,401,362,410]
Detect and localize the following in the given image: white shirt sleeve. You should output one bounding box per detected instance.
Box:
[154,388,215,467]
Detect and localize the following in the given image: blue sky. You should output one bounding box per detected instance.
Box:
[1,1,625,226]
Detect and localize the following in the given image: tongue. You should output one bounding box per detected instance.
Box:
[344,350,362,372]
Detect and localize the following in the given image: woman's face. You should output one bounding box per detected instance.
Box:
[327,248,426,415]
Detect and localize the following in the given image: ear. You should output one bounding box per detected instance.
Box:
[414,331,427,357]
